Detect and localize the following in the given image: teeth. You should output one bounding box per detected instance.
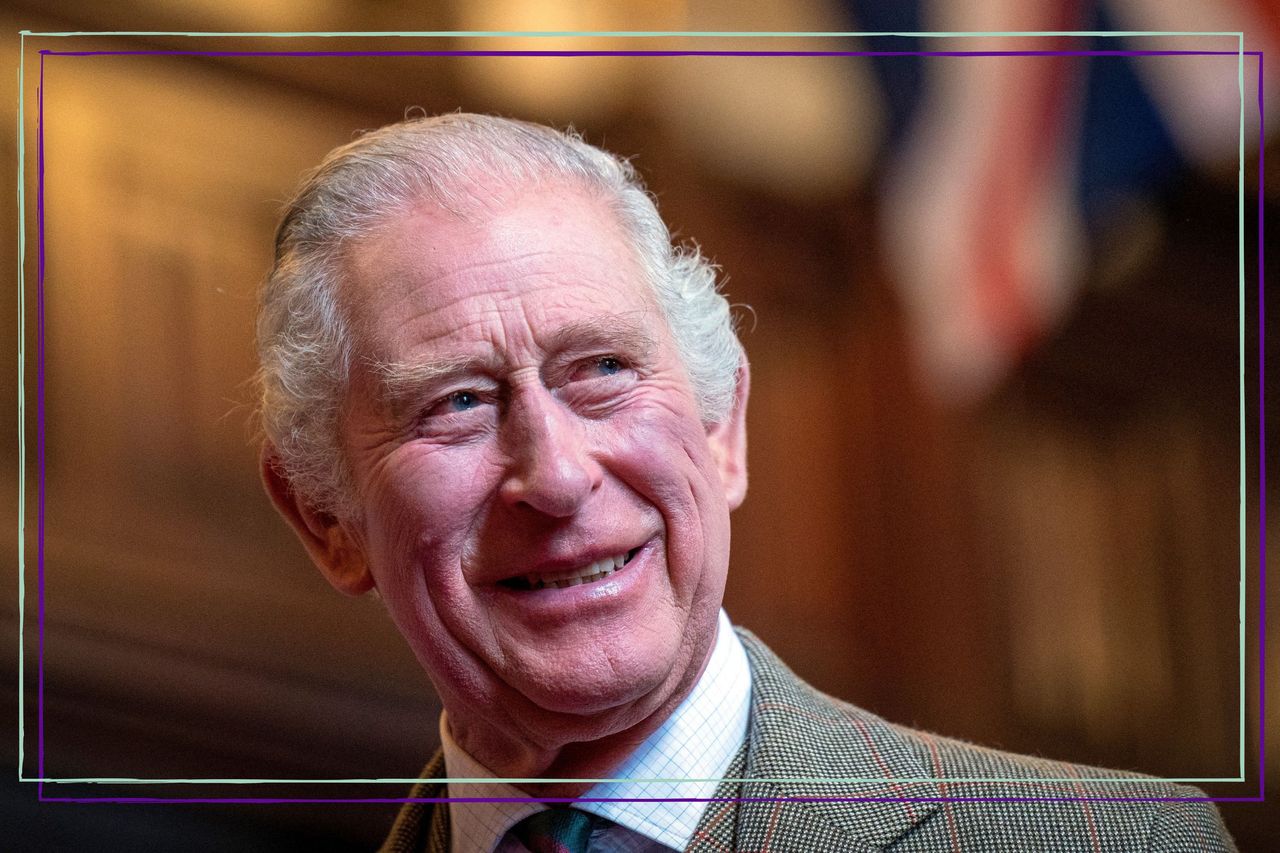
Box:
[519,549,636,590]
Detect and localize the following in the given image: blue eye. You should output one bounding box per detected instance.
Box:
[447,390,480,411]
[566,356,630,385]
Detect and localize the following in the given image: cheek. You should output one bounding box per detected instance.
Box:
[359,447,506,668]
[600,404,731,539]
[361,444,502,576]
[634,397,723,477]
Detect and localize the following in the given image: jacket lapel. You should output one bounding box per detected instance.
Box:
[732,630,943,851]
[379,751,449,853]
[686,743,746,853]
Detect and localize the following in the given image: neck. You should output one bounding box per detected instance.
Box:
[447,625,720,797]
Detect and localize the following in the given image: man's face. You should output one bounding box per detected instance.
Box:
[325,184,746,747]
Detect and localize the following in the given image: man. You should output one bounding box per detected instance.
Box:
[257,114,1235,852]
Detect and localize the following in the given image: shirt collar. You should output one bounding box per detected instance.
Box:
[442,610,752,853]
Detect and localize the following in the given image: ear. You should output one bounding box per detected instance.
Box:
[705,355,750,510]
[259,445,375,596]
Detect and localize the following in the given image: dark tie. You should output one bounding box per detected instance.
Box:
[510,806,598,853]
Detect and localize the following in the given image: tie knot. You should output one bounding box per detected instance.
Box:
[511,807,597,853]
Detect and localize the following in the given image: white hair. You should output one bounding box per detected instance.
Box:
[257,113,743,515]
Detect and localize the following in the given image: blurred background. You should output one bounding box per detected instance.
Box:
[2,1,1276,850]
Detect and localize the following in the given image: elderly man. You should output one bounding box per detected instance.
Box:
[257,114,1234,852]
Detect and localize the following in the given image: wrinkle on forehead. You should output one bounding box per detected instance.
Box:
[344,196,649,318]
[370,266,646,335]
[343,180,640,295]
[339,184,666,397]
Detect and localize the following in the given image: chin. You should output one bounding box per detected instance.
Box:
[514,641,685,718]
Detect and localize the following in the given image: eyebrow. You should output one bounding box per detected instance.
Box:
[364,352,499,417]
[365,314,657,411]
[541,315,656,361]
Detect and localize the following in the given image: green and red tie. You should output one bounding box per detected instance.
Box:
[511,807,598,853]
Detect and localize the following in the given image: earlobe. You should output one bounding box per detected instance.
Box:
[259,447,375,596]
[706,356,750,511]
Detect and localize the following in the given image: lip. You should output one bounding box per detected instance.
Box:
[486,537,659,611]
[499,545,642,591]
[488,537,652,587]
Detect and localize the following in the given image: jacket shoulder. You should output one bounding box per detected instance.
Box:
[891,727,1236,851]
[733,628,1236,851]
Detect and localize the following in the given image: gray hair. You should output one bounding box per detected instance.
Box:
[257,113,743,515]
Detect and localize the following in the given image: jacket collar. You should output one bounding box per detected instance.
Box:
[379,752,449,853]
[735,629,943,851]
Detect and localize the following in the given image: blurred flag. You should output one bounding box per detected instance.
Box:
[846,0,1277,402]
[1107,0,1279,163]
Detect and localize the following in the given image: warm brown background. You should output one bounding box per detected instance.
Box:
[3,7,1275,852]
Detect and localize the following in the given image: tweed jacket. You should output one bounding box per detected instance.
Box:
[381,630,1235,852]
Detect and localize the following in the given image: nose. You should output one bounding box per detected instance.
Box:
[499,386,602,517]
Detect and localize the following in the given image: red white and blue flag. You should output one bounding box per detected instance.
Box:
[848,0,1277,401]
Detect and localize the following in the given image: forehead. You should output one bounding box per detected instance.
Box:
[339,184,662,365]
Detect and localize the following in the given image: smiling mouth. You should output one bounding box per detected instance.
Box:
[500,547,642,591]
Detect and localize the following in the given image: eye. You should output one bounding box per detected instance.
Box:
[559,355,636,409]
[446,390,481,411]
[567,355,630,382]
[596,356,624,376]
[425,388,491,420]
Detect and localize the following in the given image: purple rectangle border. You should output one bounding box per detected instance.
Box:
[26,44,1267,804]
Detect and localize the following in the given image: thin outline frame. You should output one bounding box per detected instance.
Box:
[13,30,1267,804]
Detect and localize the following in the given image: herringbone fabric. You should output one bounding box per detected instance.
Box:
[380,750,449,853]
[381,629,1237,852]
[683,744,745,853]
